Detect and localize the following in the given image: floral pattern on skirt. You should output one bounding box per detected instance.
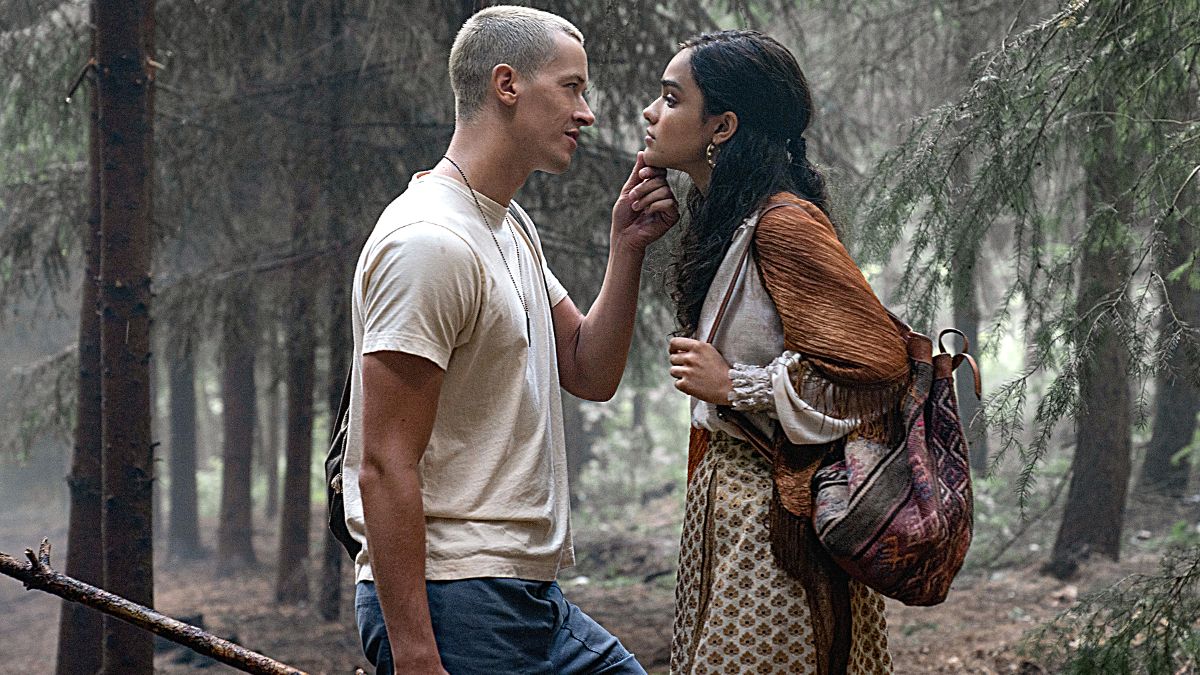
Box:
[671,432,893,674]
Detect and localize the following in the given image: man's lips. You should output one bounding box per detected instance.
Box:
[565,130,579,149]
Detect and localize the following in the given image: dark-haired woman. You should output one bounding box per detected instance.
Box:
[644,31,907,674]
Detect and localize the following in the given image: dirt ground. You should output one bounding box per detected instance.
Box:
[0,493,1172,674]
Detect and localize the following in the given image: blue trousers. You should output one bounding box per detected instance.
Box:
[355,579,646,674]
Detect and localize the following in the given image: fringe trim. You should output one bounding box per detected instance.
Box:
[769,484,852,675]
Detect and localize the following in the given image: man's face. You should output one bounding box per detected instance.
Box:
[515,32,595,175]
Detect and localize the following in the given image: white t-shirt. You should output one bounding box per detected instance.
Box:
[342,172,573,583]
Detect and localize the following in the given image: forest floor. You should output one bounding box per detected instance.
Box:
[0,491,1190,674]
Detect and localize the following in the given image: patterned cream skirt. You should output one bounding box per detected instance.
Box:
[671,432,893,674]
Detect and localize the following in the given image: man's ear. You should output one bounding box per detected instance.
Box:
[711,111,739,146]
[492,64,519,107]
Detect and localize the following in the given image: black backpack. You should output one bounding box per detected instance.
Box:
[325,371,358,560]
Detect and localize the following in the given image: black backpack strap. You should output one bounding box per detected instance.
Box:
[507,203,551,302]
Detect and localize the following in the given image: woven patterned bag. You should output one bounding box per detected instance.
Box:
[811,326,976,606]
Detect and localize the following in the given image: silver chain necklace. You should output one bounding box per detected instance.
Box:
[441,155,530,339]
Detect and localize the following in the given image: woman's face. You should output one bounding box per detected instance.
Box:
[642,48,718,176]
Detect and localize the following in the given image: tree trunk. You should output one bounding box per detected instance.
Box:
[56,10,104,668]
[318,0,350,621]
[562,394,596,509]
[96,0,156,669]
[217,294,258,572]
[167,338,203,559]
[1138,204,1200,497]
[948,0,989,474]
[275,179,318,603]
[952,261,990,474]
[264,373,282,520]
[1048,97,1133,577]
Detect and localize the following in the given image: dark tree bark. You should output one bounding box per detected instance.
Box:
[95,0,157,669]
[1138,206,1200,496]
[1049,98,1133,577]
[217,293,259,572]
[264,374,282,520]
[167,337,203,559]
[562,394,597,509]
[56,10,104,669]
[275,179,319,603]
[948,0,989,475]
[319,0,350,621]
[952,261,990,474]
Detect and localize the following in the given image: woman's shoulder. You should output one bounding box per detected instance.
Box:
[757,191,835,239]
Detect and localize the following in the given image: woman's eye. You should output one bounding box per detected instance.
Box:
[664,94,677,107]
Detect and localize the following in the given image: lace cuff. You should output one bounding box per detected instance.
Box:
[728,351,805,412]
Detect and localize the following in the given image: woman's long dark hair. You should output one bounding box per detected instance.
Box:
[670,30,831,335]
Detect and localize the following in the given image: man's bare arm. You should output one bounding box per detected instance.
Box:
[553,152,678,401]
[358,351,448,674]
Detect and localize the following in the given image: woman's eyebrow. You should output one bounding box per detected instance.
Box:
[661,79,682,90]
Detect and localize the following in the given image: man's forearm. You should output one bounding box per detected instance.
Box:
[562,242,646,400]
[360,464,441,665]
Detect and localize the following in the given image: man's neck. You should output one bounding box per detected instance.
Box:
[433,121,531,206]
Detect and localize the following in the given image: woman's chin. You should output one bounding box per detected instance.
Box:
[641,149,669,170]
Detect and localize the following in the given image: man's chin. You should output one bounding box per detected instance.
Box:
[536,156,573,175]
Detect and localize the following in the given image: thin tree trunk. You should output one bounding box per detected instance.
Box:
[948,0,989,474]
[318,0,349,621]
[275,179,318,603]
[562,394,596,509]
[952,263,990,474]
[168,338,203,559]
[264,373,282,520]
[56,10,104,668]
[1048,95,1133,577]
[217,294,258,572]
[1138,204,1200,496]
[96,0,156,669]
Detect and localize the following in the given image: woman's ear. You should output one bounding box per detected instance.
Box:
[711,111,739,146]
[492,63,518,107]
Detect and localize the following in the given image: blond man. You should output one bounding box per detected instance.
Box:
[341,6,676,674]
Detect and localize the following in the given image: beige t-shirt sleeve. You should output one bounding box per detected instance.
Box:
[543,261,568,308]
[360,223,480,369]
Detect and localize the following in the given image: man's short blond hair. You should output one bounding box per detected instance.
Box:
[449,5,584,120]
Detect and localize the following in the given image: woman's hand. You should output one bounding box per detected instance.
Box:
[611,151,679,252]
[668,337,734,405]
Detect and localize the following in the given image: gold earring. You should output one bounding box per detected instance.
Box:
[706,142,717,168]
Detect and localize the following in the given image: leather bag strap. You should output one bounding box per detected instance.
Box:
[703,202,792,345]
[937,328,982,399]
[704,202,795,464]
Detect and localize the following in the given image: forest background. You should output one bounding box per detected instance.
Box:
[1,0,1198,673]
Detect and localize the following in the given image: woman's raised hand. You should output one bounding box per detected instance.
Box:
[611,151,679,251]
[668,337,734,405]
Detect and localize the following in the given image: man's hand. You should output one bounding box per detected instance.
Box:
[611,150,679,251]
[668,337,734,405]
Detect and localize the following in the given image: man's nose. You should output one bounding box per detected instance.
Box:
[576,101,595,127]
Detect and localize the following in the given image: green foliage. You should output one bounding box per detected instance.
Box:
[850,0,1200,503]
[0,346,75,460]
[1023,547,1200,674]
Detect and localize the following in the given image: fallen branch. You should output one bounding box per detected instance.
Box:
[0,539,314,675]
